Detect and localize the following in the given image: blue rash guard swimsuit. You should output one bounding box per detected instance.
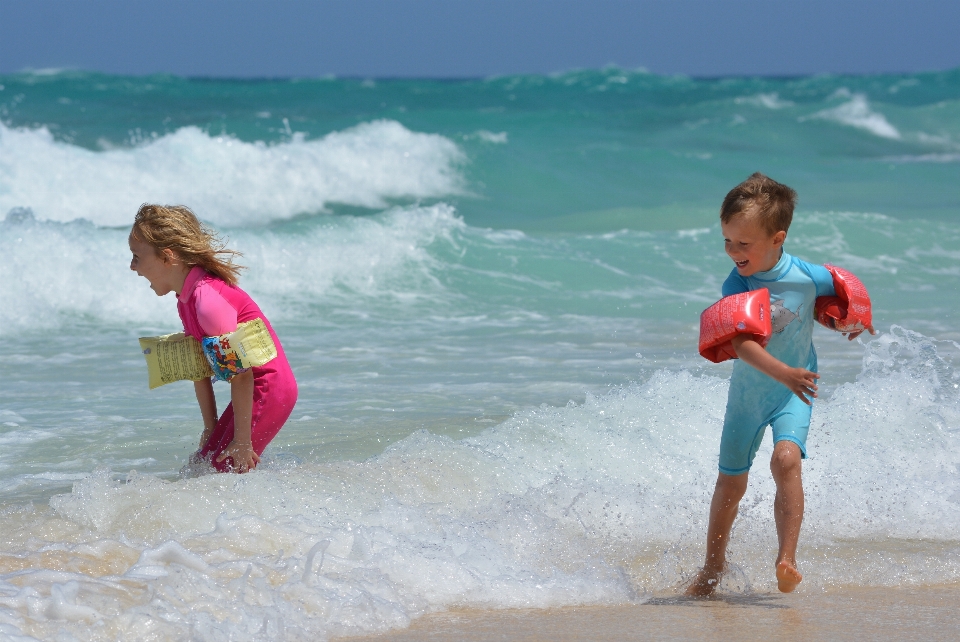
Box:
[719,251,835,475]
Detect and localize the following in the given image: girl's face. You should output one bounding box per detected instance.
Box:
[129,234,184,296]
[721,214,786,277]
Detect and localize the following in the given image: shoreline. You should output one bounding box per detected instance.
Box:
[336,584,960,641]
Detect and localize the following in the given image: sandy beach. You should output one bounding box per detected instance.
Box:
[338,585,960,641]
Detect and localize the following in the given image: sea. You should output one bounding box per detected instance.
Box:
[1,67,959,640]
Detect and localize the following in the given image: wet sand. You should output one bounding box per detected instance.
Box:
[338,585,960,641]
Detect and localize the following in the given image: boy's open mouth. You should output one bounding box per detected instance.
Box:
[735,260,748,268]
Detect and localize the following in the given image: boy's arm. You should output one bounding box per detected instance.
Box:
[802,259,877,341]
[731,335,819,405]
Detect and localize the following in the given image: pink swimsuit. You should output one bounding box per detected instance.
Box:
[178,266,298,472]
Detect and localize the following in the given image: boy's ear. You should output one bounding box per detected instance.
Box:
[773,231,786,247]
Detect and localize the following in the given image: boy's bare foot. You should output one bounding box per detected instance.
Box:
[685,569,722,597]
[776,559,802,593]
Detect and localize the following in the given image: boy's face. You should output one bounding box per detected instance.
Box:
[721,214,786,277]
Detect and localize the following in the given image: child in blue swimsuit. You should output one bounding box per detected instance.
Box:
[687,173,874,596]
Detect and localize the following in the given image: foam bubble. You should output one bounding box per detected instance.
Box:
[0,120,466,226]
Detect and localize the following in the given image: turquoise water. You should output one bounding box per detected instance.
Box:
[1,69,960,640]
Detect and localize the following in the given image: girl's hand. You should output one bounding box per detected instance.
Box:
[216,441,260,473]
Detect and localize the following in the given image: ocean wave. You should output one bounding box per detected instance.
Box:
[4,204,960,337]
[0,327,957,639]
[734,92,794,109]
[0,120,466,227]
[801,91,901,140]
[880,153,960,163]
[0,204,466,333]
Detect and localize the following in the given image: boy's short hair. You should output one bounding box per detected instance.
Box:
[720,172,797,236]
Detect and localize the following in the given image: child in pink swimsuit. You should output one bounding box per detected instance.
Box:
[129,204,297,473]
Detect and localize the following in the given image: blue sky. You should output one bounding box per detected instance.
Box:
[2,0,958,78]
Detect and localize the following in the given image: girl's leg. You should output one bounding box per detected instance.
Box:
[248,393,293,456]
[770,440,804,592]
[686,471,749,596]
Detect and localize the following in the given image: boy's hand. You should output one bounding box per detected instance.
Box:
[778,367,819,405]
[844,323,877,341]
[731,335,819,405]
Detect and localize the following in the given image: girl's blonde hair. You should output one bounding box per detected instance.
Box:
[131,204,244,286]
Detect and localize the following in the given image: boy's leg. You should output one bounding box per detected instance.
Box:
[770,440,804,592]
[686,471,748,596]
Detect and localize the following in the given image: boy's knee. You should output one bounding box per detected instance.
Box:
[770,441,802,476]
[715,472,748,501]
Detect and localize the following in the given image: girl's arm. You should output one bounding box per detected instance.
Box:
[194,283,259,470]
[194,378,218,449]
[215,370,260,472]
[731,335,819,405]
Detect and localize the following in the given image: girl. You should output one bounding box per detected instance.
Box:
[129,204,297,473]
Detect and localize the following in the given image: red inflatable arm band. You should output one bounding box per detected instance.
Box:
[814,265,872,333]
[699,288,772,364]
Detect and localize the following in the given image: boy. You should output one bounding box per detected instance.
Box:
[687,173,873,596]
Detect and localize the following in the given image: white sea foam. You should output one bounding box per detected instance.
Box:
[735,92,794,109]
[4,204,957,343]
[0,120,466,227]
[239,204,465,311]
[468,130,508,144]
[802,92,901,140]
[0,212,181,332]
[1,327,958,639]
[0,204,465,333]
[881,153,960,163]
